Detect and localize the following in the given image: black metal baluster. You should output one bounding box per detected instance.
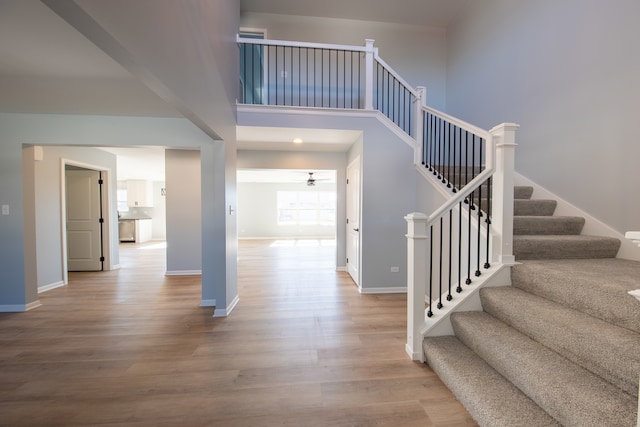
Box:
[469,134,476,211]
[437,217,444,309]
[452,125,458,193]
[466,195,472,285]
[442,121,448,185]
[423,112,428,166]
[475,137,483,277]
[485,175,492,269]
[456,200,463,293]
[427,225,434,317]
[431,114,436,172]
[447,210,453,302]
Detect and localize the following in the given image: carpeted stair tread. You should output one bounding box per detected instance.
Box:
[480,286,640,397]
[514,185,533,200]
[512,259,640,333]
[451,311,638,427]
[513,235,620,259]
[423,336,560,427]
[514,199,557,216]
[513,216,585,235]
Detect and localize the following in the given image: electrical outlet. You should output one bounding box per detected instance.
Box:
[1,205,9,215]
[390,266,399,273]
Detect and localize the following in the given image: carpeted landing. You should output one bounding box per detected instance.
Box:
[423,186,640,427]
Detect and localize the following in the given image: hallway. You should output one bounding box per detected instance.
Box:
[0,240,475,426]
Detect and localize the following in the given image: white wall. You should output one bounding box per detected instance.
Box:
[240,12,448,110]
[238,182,336,239]
[446,0,640,235]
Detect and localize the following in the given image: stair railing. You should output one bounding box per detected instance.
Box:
[406,117,518,361]
[238,37,420,137]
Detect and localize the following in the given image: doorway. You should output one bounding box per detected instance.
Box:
[61,160,112,284]
[236,168,338,269]
[346,157,361,286]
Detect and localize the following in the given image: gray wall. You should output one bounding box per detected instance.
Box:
[240,12,448,110]
[36,146,118,290]
[0,113,225,310]
[165,149,202,273]
[446,0,640,234]
[238,182,337,239]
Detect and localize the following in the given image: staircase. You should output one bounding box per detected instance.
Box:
[423,186,640,426]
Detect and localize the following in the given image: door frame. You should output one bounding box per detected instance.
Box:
[60,158,113,284]
[346,157,361,287]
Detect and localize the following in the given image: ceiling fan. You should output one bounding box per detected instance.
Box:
[306,172,317,186]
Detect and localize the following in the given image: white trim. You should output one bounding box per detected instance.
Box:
[200,299,216,307]
[237,105,417,150]
[165,270,202,276]
[237,35,367,53]
[238,236,335,240]
[0,301,42,312]
[38,281,65,293]
[213,295,240,317]
[359,286,408,294]
[514,172,640,261]
[336,266,347,272]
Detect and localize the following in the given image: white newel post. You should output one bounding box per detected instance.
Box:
[490,123,519,264]
[405,212,429,362]
[364,39,375,110]
[414,86,427,166]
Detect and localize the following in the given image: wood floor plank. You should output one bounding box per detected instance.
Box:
[0,239,476,426]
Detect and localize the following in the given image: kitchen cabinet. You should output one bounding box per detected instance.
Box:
[135,219,153,243]
[127,180,153,207]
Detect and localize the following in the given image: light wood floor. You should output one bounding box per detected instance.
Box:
[0,239,476,426]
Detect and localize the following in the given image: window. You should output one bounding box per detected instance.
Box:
[277,191,336,226]
[117,189,129,212]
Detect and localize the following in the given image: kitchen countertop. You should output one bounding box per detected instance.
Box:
[118,216,152,220]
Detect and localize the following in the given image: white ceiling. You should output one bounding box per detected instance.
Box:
[1,0,465,181]
[240,0,469,27]
[237,126,361,152]
[237,169,336,184]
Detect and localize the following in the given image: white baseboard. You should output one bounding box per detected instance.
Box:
[0,300,42,312]
[515,172,640,261]
[213,295,240,317]
[165,270,202,276]
[359,286,408,294]
[336,266,347,272]
[200,299,216,307]
[38,281,65,293]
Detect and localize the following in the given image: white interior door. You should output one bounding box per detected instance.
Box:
[66,169,103,271]
[346,158,360,285]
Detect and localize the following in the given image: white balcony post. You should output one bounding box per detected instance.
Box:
[405,212,429,362]
[414,86,427,165]
[489,123,519,264]
[364,39,375,110]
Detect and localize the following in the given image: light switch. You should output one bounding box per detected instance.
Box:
[2,205,9,215]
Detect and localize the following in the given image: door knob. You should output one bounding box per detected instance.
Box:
[353,228,359,232]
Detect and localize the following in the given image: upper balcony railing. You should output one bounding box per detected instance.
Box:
[238,37,418,137]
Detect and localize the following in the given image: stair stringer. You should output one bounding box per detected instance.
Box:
[421,264,513,338]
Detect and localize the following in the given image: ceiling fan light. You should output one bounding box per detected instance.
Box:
[293,138,303,144]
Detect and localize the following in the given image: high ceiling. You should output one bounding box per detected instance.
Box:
[1,0,466,180]
[240,0,469,27]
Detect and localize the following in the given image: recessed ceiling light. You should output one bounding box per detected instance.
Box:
[293,138,303,144]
